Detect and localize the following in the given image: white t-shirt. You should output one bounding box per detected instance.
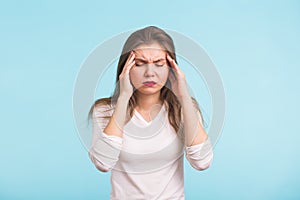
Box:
[89,103,213,200]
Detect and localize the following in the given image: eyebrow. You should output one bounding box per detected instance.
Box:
[135,58,166,63]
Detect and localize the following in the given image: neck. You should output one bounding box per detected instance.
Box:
[135,92,163,111]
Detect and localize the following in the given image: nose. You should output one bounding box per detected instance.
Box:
[144,63,156,77]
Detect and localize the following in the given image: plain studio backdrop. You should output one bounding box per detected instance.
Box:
[0,1,299,199]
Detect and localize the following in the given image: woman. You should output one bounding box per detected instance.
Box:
[88,26,213,199]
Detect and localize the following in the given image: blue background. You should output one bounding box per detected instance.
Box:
[1,0,299,199]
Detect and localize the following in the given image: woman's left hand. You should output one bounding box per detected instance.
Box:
[167,54,190,99]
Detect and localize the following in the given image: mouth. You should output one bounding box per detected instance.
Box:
[143,81,157,87]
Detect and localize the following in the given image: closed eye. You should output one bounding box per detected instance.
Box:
[154,60,166,67]
[135,62,145,66]
[155,63,165,67]
[154,59,166,67]
[134,58,166,67]
[134,59,146,67]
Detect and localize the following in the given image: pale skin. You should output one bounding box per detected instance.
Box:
[103,43,208,146]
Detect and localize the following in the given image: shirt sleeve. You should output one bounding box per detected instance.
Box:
[88,104,123,172]
[185,137,213,171]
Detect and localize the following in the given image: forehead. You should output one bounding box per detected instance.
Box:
[134,43,166,59]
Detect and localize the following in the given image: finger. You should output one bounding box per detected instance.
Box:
[128,51,135,63]
[121,61,135,77]
[124,60,135,74]
[124,51,135,67]
[125,54,135,71]
[122,53,135,74]
[167,54,179,71]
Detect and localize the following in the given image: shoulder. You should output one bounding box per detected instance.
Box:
[92,98,114,118]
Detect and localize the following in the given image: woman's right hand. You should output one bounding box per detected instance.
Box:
[119,51,135,99]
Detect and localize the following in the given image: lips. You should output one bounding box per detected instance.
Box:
[143,81,156,87]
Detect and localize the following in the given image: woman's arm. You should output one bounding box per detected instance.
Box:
[166,54,213,170]
[103,95,131,138]
[179,97,214,170]
[88,100,127,172]
[103,51,135,137]
[89,52,135,172]
[88,96,130,172]
[179,97,208,147]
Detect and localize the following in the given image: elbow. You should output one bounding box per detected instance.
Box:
[88,150,111,173]
[193,160,212,171]
[191,153,214,171]
[95,164,110,173]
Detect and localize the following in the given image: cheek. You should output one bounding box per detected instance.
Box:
[129,70,141,84]
[158,68,169,81]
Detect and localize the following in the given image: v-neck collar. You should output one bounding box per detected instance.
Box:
[124,103,168,138]
[133,103,166,126]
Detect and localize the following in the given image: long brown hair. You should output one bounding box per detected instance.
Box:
[88,26,202,133]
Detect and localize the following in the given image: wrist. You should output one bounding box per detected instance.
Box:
[177,95,191,104]
[118,94,131,102]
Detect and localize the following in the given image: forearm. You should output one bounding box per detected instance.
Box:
[185,140,214,170]
[89,131,123,172]
[103,95,130,138]
[89,95,129,172]
[179,96,208,146]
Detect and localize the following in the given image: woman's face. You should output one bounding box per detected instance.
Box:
[130,43,169,95]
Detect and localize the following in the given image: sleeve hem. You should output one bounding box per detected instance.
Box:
[101,131,123,144]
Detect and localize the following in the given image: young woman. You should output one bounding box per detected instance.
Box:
[88,26,213,199]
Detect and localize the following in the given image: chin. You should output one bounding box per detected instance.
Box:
[136,87,162,95]
[138,90,160,95]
